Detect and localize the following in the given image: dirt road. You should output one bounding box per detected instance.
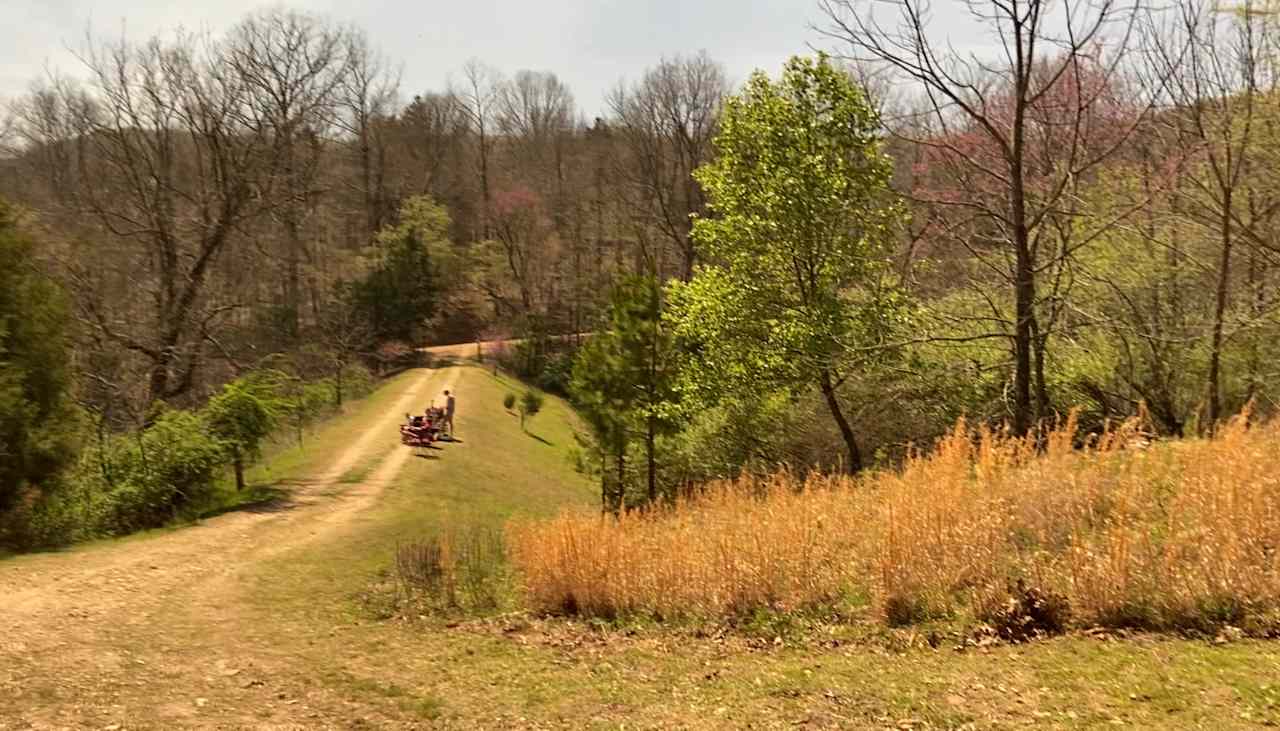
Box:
[0,367,457,729]
[420,333,589,361]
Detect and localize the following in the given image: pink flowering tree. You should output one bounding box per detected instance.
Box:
[820,0,1156,433]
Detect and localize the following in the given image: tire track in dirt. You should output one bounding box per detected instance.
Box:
[0,367,457,728]
[313,368,455,486]
[0,368,449,614]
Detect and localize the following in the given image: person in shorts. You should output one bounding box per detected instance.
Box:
[444,389,456,436]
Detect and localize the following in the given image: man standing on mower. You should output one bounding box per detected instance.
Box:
[444,389,456,437]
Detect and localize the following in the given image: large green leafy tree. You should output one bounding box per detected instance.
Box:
[571,275,680,509]
[348,196,458,343]
[0,201,79,534]
[672,54,905,474]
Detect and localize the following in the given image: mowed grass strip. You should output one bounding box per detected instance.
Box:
[248,364,594,609]
[238,368,426,491]
[192,368,428,518]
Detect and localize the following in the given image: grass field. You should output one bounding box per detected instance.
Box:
[5,364,1279,729]
[247,365,594,602]
[233,367,1280,728]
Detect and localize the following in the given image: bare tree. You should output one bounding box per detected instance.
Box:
[336,28,399,241]
[608,51,727,280]
[487,185,554,316]
[0,100,13,155]
[4,79,88,206]
[496,71,576,145]
[316,294,374,406]
[496,70,577,230]
[395,91,465,203]
[43,30,274,408]
[818,0,1150,435]
[225,8,350,337]
[1142,0,1280,427]
[455,59,503,240]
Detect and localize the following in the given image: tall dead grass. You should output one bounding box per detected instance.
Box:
[507,412,1280,633]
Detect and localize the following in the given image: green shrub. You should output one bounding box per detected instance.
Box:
[503,393,516,411]
[519,390,544,430]
[274,374,340,445]
[340,363,376,401]
[534,351,574,395]
[4,358,392,551]
[303,380,337,415]
[0,483,77,549]
[205,378,278,491]
[95,410,227,534]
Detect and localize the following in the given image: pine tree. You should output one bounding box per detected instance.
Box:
[571,275,680,509]
[0,200,79,542]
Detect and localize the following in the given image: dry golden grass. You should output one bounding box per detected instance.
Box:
[507,412,1280,633]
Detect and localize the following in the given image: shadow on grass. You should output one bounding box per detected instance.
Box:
[1,544,77,559]
[414,453,441,460]
[196,485,293,520]
[525,432,553,446]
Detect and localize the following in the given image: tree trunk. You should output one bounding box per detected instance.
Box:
[147,362,171,414]
[818,369,862,474]
[285,227,302,341]
[1032,319,1051,425]
[1245,237,1263,404]
[282,122,304,341]
[1206,199,1234,430]
[479,123,491,239]
[360,123,377,239]
[335,364,344,407]
[615,441,626,513]
[96,410,114,487]
[600,452,609,515]
[1009,37,1035,438]
[646,414,657,505]
[1011,197,1036,437]
[233,450,246,492]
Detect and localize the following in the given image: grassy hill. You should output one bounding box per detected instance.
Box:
[3,364,1277,729]
[237,366,1280,729]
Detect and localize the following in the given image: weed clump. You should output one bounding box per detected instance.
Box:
[980,579,1071,642]
[883,594,938,628]
[393,525,508,615]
